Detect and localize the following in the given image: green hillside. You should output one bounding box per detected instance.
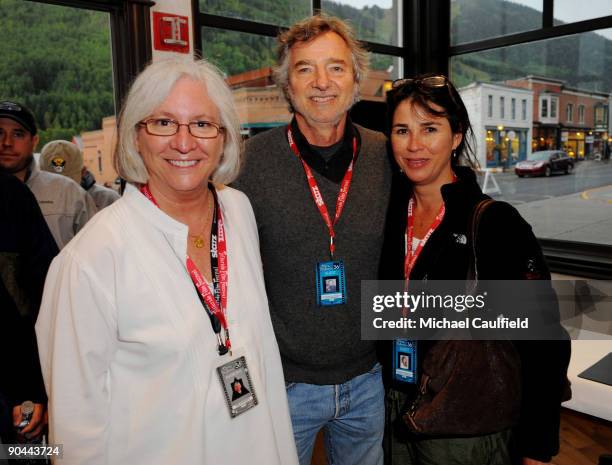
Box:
[0,0,113,146]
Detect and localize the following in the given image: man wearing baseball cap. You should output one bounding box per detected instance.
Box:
[0,101,97,249]
[40,140,119,210]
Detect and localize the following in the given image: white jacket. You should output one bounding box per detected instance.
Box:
[26,160,97,249]
[36,184,298,465]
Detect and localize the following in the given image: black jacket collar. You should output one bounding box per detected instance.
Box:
[289,116,361,183]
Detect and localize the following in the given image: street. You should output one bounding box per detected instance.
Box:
[475,160,612,245]
[478,160,612,205]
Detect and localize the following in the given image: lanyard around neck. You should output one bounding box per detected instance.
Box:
[287,126,358,259]
[404,197,446,282]
[140,184,231,354]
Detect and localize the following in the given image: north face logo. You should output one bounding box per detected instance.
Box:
[452,233,467,245]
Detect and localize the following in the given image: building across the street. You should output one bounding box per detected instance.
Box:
[505,75,611,160]
[459,82,534,169]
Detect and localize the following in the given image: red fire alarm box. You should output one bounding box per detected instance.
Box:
[153,12,190,54]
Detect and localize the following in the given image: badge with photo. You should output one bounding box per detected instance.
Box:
[316,260,347,306]
[217,355,258,418]
[393,339,417,384]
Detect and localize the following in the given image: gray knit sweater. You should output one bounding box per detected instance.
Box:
[234,123,391,384]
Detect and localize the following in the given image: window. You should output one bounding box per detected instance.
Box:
[554,0,612,24]
[511,98,516,120]
[578,104,585,123]
[538,96,558,120]
[488,95,493,117]
[199,0,309,27]
[198,0,405,135]
[0,0,117,188]
[451,0,542,45]
[322,0,401,46]
[500,96,505,118]
[594,104,607,128]
[450,24,612,251]
[541,98,548,118]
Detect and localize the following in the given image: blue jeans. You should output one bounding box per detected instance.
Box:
[286,363,385,465]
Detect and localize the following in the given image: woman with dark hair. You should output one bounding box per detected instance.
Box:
[381,74,570,465]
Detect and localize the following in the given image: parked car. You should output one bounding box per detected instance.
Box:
[515,150,574,177]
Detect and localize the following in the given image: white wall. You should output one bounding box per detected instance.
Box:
[459,86,487,168]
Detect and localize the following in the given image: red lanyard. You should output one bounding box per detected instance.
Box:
[140,184,231,352]
[287,126,357,258]
[404,197,445,281]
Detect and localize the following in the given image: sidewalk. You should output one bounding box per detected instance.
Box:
[515,184,612,245]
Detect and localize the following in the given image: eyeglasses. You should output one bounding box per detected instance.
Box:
[138,118,225,139]
[392,75,449,90]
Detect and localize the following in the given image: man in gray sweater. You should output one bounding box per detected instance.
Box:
[235,15,391,465]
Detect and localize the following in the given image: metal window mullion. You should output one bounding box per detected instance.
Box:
[543,0,553,28]
[200,13,283,38]
[450,14,612,56]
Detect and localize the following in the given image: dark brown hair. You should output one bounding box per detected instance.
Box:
[386,73,478,168]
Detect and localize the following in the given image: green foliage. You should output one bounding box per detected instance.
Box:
[0,0,114,147]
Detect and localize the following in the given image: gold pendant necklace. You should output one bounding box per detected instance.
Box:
[188,192,213,250]
[192,236,205,248]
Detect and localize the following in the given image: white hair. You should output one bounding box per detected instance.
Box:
[114,56,242,185]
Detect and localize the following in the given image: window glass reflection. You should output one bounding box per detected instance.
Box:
[554,0,612,25]
[451,28,612,245]
[199,0,310,27]
[451,0,542,45]
[322,0,401,46]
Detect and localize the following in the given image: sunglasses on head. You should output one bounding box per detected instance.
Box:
[392,75,449,90]
[391,75,460,107]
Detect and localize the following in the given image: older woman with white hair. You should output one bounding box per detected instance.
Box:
[35,57,299,465]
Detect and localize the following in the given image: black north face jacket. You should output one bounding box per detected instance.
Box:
[379,166,571,463]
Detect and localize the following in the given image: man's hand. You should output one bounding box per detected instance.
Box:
[12,403,47,441]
